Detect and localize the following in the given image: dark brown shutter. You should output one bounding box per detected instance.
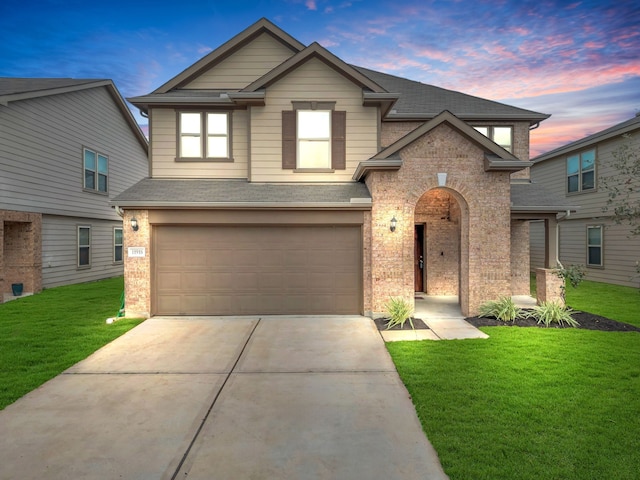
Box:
[282,110,296,169]
[331,110,346,170]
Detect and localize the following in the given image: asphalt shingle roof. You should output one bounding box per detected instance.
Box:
[0,78,103,97]
[510,182,578,212]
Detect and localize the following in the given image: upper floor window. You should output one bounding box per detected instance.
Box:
[113,227,123,264]
[83,148,108,193]
[587,225,603,267]
[78,225,91,268]
[567,149,595,193]
[178,112,230,160]
[473,126,513,153]
[297,110,331,168]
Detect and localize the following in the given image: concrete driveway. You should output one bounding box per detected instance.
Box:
[0,316,449,480]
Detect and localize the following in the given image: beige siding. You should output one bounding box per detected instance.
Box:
[150,108,248,178]
[529,220,545,270]
[0,87,148,220]
[184,33,296,90]
[530,131,640,287]
[250,58,379,182]
[41,215,124,288]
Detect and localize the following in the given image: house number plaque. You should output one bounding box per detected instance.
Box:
[128,247,146,257]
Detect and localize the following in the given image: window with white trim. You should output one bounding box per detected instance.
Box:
[587,225,603,267]
[473,126,513,152]
[178,112,230,159]
[297,110,331,168]
[83,148,108,193]
[567,149,595,193]
[114,227,123,263]
[78,226,91,268]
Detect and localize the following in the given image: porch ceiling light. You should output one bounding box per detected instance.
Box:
[131,217,139,232]
[390,216,397,232]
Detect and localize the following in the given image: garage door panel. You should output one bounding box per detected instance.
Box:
[154,225,361,315]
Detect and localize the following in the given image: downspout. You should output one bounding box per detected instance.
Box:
[554,210,571,268]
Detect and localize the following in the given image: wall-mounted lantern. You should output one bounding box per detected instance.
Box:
[390,216,397,232]
[131,218,139,232]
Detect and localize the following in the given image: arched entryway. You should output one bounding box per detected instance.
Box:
[414,188,468,304]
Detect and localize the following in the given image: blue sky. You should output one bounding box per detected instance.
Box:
[2,0,639,156]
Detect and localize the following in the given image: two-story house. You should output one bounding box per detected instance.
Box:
[531,114,640,288]
[0,78,148,301]
[116,18,571,318]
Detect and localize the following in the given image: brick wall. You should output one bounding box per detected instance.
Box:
[123,210,151,317]
[367,123,514,316]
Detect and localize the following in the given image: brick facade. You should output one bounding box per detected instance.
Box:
[123,210,151,317]
[0,210,42,301]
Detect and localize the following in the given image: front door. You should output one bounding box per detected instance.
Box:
[414,224,425,292]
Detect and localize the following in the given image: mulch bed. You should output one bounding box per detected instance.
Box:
[465,310,640,332]
[373,317,429,331]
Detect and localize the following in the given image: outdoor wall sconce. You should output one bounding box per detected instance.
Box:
[390,216,397,232]
[131,218,139,231]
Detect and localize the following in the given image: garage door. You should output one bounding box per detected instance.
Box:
[153,225,361,315]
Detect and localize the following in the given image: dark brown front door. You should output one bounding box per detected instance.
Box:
[414,224,424,292]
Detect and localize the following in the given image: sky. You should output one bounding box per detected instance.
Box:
[1,0,639,157]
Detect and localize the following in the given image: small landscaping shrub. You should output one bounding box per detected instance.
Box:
[553,263,586,303]
[478,297,523,322]
[526,301,579,328]
[384,297,414,330]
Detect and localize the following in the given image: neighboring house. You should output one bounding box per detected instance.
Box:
[115,18,571,318]
[530,114,640,288]
[0,78,149,302]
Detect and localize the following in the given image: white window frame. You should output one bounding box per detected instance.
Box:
[83,147,108,193]
[297,109,331,169]
[473,126,513,153]
[113,227,123,264]
[178,111,231,160]
[78,225,91,268]
[567,149,596,193]
[586,225,603,267]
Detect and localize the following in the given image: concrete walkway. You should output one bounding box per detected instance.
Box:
[0,316,449,480]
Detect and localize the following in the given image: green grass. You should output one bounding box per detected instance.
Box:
[388,329,640,480]
[0,277,143,410]
[565,280,640,327]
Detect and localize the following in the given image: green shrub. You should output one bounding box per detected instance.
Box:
[384,297,415,330]
[526,301,579,328]
[478,297,523,322]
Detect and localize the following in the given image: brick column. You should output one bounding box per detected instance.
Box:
[535,268,564,305]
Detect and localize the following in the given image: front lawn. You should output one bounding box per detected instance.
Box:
[565,280,640,327]
[0,277,143,410]
[388,328,640,480]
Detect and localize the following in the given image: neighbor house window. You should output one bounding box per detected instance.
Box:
[282,104,346,171]
[473,126,513,152]
[78,226,91,268]
[567,149,595,193]
[297,110,331,168]
[83,148,108,193]
[587,225,603,267]
[178,112,230,160]
[114,227,123,263]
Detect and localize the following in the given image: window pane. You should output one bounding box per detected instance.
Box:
[474,126,489,136]
[587,227,601,245]
[207,136,228,157]
[298,111,330,139]
[493,127,512,150]
[98,155,108,174]
[588,247,601,265]
[180,113,201,134]
[181,136,202,157]
[79,247,90,266]
[299,140,330,168]
[84,149,96,170]
[114,228,123,244]
[582,170,594,190]
[567,155,579,175]
[568,174,579,192]
[79,227,90,245]
[114,245,123,262]
[85,170,95,190]
[207,113,227,134]
[581,149,595,170]
[98,173,108,192]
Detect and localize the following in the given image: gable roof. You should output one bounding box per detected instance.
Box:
[353,66,549,124]
[533,114,640,164]
[242,42,387,94]
[0,78,148,152]
[353,110,531,180]
[153,18,305,94]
